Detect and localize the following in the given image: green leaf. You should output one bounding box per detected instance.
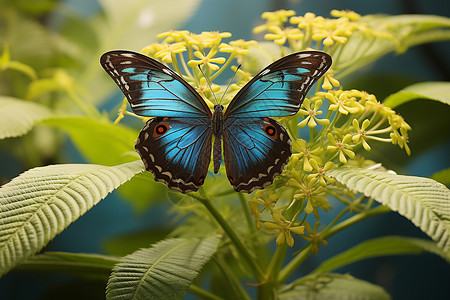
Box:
[41,116,138,165]
[312,236,450,275]
[0,160,144,277]
[0,96,52,139]
[335,14,450,79]
[280,273,390,300]
[431,168,450,186]
[16,251,119,279]
[327,166,450,252]
[383,81,450,108]
[106,237,220,300]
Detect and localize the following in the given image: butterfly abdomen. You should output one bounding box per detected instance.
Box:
[212,105,224,174]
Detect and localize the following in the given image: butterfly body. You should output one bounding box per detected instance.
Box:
[101,50,332,193]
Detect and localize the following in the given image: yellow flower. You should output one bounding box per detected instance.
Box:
[154,42,187,63]
[327,133,355,164]
[156,30,190,42]
[352,119,372,151]
[219,39,257,55]
[264,221,304,247]
[199,31,232,48]
[321,70,340,90]
[290,12,325,29]
[312,19,353,46]
[249,190,280,230]
[307,160,336,187]
[297,99,330,128]
[290,175,331,219]
[187,49,226,71]
[327,90,364,115]
[253,9,297,33]
[264,26,304,45]
[291,139,323,172]
[330,9,361,21]
[390,127,411,155]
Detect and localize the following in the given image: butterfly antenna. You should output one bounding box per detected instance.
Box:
[219,64,241,105]
[197,65,219,105]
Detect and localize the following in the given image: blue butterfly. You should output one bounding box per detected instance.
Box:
[100,50,331,193]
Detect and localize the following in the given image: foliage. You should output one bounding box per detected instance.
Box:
[0,5,449,300]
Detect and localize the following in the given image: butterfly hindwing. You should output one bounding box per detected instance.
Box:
[101,51,211,118]
[224,51,332,118]
[222,117,291,193]
[135,117,212,193]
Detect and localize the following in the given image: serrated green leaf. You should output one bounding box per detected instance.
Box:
[16,251,119,279]
[383,81,450,108]
[280,273,390,300]
[312,236,450,275]
[41,116,138,165]
[327,166,450,252]
[106,237,220,300]
[0,96,52,139]
[0,160,144,277]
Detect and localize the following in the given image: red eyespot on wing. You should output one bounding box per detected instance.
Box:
[153,123,170,137]
[198,175,205,185]
[228,175,234,185]
[262,118,278,140]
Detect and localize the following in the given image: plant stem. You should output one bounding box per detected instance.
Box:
[188,285,224,300]
[214,256,251,300]
[189,193,266,282]
[322,205,391,240]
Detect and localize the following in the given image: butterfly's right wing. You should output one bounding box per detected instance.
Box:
[101,50,212,118]
[135,117,213,193]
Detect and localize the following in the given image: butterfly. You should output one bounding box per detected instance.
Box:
[100,50,332,193]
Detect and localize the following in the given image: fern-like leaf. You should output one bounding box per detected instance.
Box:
[106,237,220,300]
[0,160,144,276]
[327,166,450,252]
[280,273,390,300]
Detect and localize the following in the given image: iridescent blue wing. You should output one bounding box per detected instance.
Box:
[222,117,291,193]
[135,117,212,193]
[224,51,332,118]
[100,50,211,118]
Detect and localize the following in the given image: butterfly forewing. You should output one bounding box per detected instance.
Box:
[224,51,332,118]
[100,51,211,118]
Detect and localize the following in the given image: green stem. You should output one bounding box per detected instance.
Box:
[188,285,224,300]
[322,205,391,240]
[189,193,266,282]
[239,193,255,232]
[257,244,288,300]
[66,87,101,119]
[213,256,251,300]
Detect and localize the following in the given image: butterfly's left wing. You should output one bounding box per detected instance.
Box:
[222,117,291,193]
[224,51,332,118]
